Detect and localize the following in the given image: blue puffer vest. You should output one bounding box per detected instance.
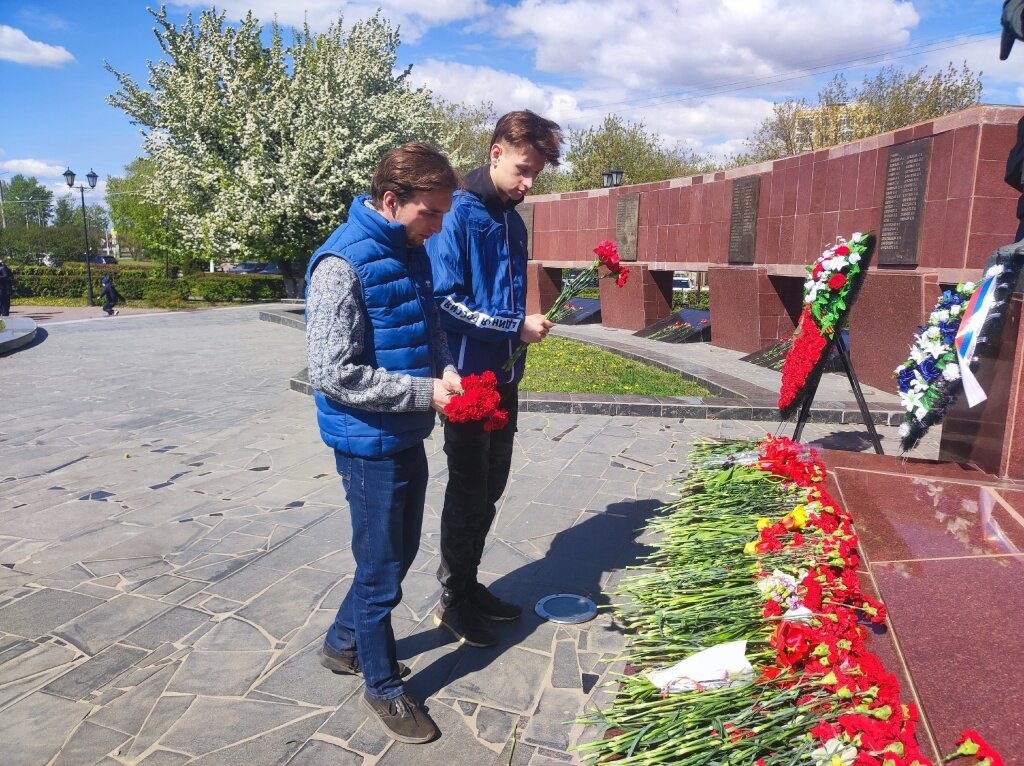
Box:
[305,196,437,458]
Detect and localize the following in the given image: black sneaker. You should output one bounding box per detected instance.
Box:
[433,600,497,647]
[317,643,410,678]
[361,691,439,744]
[468,583,522,621]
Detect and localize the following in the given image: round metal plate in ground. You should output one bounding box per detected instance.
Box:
[534,593,597,624]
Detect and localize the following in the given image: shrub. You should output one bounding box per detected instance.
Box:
[10,265,284,305]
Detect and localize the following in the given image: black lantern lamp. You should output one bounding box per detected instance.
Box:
[65,166,99,306]
[602,167,625,188]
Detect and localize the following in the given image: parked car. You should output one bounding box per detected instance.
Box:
[259,263,282,275]
[227,261,267,274]
[89,255,118,265]
[673,273,693,292]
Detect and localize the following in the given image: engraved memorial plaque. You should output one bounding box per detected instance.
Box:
[878,139,931,266]
[615,193,640,262]
[519,204,535,260]
[728,176,760,264]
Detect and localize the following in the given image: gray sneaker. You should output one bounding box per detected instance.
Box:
[317,643,410,678]
[362,691,439,744]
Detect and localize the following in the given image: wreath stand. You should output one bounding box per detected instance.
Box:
[791,334,884,455]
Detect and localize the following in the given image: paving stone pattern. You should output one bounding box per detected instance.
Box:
[0,305,933,765]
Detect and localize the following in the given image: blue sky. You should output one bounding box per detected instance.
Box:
[0,1,1013,207]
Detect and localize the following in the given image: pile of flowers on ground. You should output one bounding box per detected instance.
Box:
[503,239,629,371]
[779,233,874,417]
[580,435,1003,765]
[443,370,508,430]
[895,282,976,452]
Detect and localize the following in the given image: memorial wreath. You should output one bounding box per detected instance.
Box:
[778,232,875,417]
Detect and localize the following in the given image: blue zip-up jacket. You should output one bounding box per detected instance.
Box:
[305,196,437,458]
[427,165,528,384]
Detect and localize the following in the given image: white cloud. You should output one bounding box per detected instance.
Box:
[170,0,486,42]
[409,59,587,123]
[640,96,776,157]
[16,9,70,31]
[917,32,1023,98]
[0,25,74,67]
[0,159,66,177]
[498,0,918,92]
[409,59,773,157]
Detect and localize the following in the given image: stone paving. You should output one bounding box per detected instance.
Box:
[0,304,935,765]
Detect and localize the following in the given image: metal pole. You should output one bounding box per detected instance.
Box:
[81,185,95,306]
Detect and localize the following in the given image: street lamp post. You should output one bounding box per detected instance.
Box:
[64,167,98,306]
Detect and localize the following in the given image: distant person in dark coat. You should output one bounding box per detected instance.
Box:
[0,258,14,316]
[99,276,120,316]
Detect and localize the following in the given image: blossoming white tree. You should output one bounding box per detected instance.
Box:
[106,7,440,290]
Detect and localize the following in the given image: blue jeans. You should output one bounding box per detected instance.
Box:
[325,443,428,700]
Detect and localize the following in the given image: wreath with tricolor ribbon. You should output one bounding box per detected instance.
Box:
[897,251,1023,452]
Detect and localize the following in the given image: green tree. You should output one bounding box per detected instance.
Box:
[856,63,982,135]
[546,114,719,193]
[52,197,77,227]
[429,99,497,174]
[741,63,983,162]
[107,6,437,290]
[2,174,53,229]
[106,157,175,262]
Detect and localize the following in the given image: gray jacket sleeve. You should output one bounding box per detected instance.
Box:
[306,257,434,413]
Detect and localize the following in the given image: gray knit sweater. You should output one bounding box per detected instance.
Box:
[306,256,455,413]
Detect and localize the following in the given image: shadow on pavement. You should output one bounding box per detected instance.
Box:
[1,326,47,355]
[807,429,887,452]
[399,498,662,701]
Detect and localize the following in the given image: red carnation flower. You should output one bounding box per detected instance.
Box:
[444,372,509,429]
[616,267,630,287]
[828,273,847,290]
[835,244,850,255]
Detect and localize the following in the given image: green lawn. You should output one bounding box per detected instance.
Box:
[520,336,709,397]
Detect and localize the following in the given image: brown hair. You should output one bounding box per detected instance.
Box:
[370,142,461,207]
[490,110,563,167]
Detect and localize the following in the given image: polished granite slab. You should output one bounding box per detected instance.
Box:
[829,459,1024,760]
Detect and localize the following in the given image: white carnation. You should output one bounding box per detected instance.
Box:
[950,304,962,317]
[942,364,961,381]
[963,281,975,292]
[898,422,911,438]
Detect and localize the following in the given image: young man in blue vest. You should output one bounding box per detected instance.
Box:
[427,110,563,647]
[305,142,461,743]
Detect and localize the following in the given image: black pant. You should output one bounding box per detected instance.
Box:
[0,286,10,316]
[102,296,118,315]
[437,382,518,600]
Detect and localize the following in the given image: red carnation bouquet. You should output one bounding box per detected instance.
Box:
[443,370,509,431]
[502,239,630,371]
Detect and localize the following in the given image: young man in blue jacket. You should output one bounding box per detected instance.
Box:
[305,142,462,743]
[428,110,563,647]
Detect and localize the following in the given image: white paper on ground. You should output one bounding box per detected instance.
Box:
[645,640,753,693]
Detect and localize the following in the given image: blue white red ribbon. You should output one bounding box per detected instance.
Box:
[954,272,1000,407]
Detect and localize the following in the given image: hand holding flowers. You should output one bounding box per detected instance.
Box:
[442,370,508,431]
[502,239,630,371]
